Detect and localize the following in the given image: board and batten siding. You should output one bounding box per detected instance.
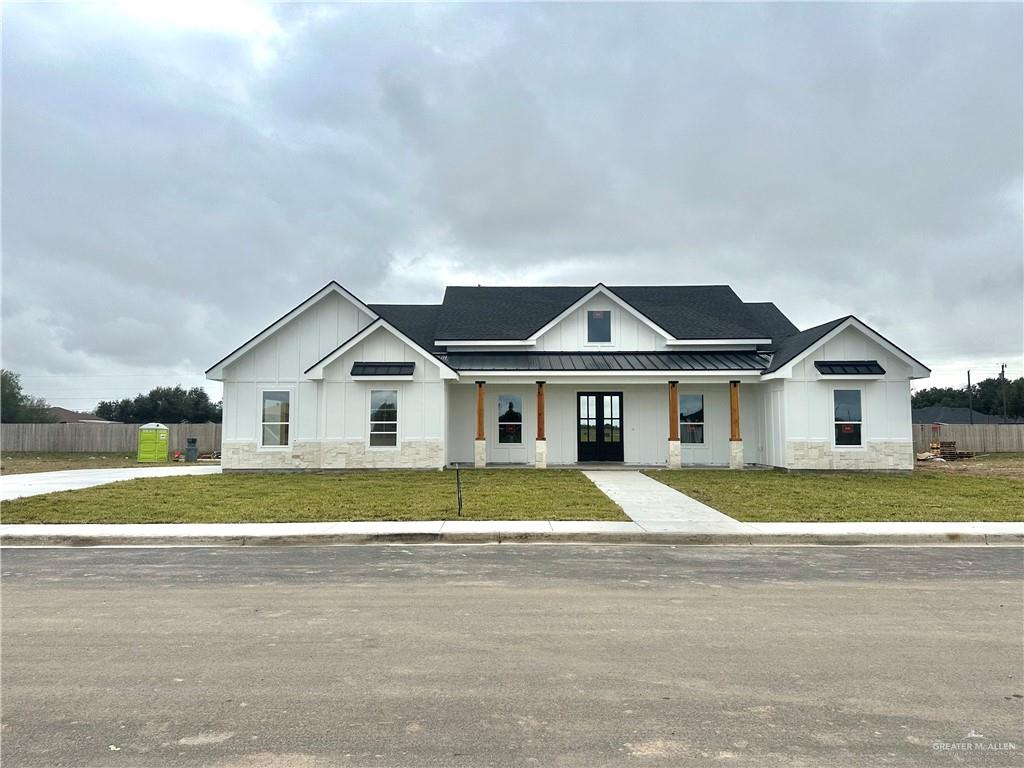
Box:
[782,326,914,469]
[534,295,671,352]
[221,291,375,444]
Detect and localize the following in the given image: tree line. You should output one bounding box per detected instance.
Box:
[912,375,1024,420]
[1,369,221,424]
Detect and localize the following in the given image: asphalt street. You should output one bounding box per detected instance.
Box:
[2,545,1022,767]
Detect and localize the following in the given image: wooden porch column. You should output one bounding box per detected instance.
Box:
[475,381,486,440]
[729,380,744,470]
[535,381,547,468]
[536,381,546,441]
[474,381,486,468]
[729,380,741,441]
[668,381,679,441]
[667,380,680,468]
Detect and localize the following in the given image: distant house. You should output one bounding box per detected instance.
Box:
[47,407,116,424]
[912,406,1021,425]
[207,281,930,472]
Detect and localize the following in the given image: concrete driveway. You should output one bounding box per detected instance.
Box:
[0,465,222,501]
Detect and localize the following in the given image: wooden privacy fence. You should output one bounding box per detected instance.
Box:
[913,423,1024,453]
[0,423,222,454]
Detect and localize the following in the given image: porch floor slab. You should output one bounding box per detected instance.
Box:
[582,470,753,533]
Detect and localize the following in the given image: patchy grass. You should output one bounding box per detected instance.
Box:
[644,468,1024,522]
[0,469,626,524]
[0,452,187,475]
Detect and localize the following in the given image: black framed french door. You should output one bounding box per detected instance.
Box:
[577,392,624,462]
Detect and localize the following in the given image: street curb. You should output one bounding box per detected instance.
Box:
[1,532,1020,547]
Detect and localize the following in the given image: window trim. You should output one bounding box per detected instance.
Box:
[258,388,293,450]
[679,392,706,446]
[585,309,614,346]
[496,393,524,445]
[832,385,865,450]
[367,387,400,450]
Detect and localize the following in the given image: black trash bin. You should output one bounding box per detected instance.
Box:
[185,437,199,463]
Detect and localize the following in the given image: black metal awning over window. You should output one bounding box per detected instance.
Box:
[443,351,770,372]
[351,362,415,377]
[814,360,885,376]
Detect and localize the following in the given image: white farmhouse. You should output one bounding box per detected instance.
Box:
[207,282,929,471]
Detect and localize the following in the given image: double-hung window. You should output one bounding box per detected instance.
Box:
[587,310,611,343]
[497,394,523,444]
[833,389,862,447]
[261,391,290,447]
[369,389,398,447]
[679,394,705,444]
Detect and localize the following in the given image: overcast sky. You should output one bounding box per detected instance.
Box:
[2,1,1022,409]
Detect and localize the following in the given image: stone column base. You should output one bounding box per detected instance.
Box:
[667,440,681,468]
[535,440,547,468]
[729,439,744,469]
[474,439,487,468]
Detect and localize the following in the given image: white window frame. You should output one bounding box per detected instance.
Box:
[832,386,865,450]
[368,387,400,450]
[258,388,293,450]
[496,393,524,445]
[679,392,706,446]
[585,309,614,346]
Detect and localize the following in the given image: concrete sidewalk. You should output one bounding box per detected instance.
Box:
[1,520,1021,546]
[0,465,222,501]
[583,469,750,533]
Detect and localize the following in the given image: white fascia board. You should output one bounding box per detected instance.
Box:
[206,282,378,381]
[664,338,771,346]
[761,317,931,381]
[351,375,416,381]
[305,320,458,380]
[437,339,538,347]
[527,284,676,343]
[815,374,886,381]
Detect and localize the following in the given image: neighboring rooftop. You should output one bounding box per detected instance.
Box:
[912,406,1022,425]
[46,407,114,424]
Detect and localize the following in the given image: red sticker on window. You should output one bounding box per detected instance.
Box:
[842,425,854,433]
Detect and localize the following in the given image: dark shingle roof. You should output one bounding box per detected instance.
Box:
[912,406,1022,425]
[743,302,799,343]
[368,304,443,353]
[433,284,789,341]
[762,316,851,374]
[444,351,770,372]
[434,286,591,340]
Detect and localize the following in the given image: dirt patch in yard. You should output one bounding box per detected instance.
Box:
[915,452,1024,480]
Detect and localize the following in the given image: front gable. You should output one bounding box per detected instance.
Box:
[532,287,674,352]
[208,282,377,381]
[763,318,929,381]
[305,320,458,381]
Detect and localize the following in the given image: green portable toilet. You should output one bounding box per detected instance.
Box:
[137,423,169,463]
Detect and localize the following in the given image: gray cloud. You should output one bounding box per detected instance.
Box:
[2,2,1021,408]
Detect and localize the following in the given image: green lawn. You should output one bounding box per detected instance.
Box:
[644,469,1024,522]
[0,469,627,524]
[0,452,183,475]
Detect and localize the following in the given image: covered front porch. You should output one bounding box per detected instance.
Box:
[445,377,763,468]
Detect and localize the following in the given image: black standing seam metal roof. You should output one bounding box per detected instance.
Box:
[814,361,886,376]
[442,351,771,372]
[351,362,416,376]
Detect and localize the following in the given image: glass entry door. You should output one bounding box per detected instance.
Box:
[577,392,624,462]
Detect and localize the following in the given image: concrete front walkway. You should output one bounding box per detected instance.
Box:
[0,465,222,501]
[582,470,752,532]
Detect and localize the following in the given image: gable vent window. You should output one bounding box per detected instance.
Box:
[497,394,523,444]
[834,389,862,447]
[587,310,611,343]
[369,389,398,447]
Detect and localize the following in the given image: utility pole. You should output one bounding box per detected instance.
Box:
[967,370,973,424]
[1000,364,1008,424]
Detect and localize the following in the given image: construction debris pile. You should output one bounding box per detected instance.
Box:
[917,440,975,462]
